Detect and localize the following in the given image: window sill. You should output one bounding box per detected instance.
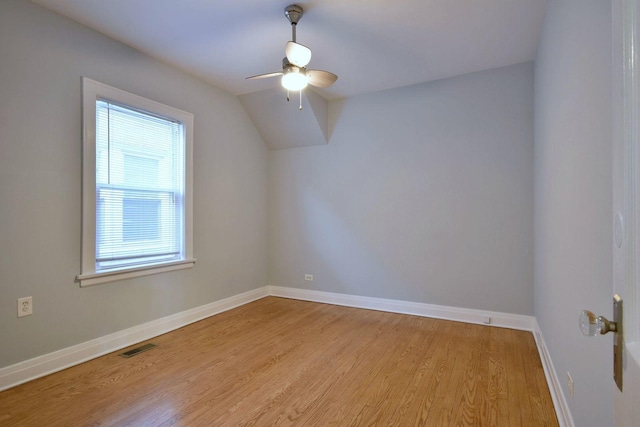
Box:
[76,258,196,287]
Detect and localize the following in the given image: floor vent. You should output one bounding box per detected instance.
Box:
[119,343,157,358]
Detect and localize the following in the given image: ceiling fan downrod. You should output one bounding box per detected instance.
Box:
[284,4,303,43]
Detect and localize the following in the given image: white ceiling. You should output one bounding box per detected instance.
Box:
[31,0,548,100]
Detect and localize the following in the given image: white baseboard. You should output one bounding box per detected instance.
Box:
[0,284,570,427]
[0,287,269,392]
[532,319,574,427]
[268,286,535,331]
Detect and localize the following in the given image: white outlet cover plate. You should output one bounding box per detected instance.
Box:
[17,296,32,317]
[566,372,574,398]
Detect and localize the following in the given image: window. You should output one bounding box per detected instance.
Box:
[77,78,194,287]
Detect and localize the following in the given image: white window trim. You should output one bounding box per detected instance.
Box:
[77,78,195,287]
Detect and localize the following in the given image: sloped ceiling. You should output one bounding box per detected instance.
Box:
[239,88,329,151]
[31,0,548,149]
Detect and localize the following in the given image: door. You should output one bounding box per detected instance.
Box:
[613,0,640,425]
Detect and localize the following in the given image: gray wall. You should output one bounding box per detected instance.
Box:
[0,0,268,368]
[534,0,613,426]
[269,63,535,315]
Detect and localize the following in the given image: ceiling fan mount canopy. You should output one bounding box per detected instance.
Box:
[284,4,303,26]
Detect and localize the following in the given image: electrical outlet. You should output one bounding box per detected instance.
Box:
[17,296,32,318]
[305,274,314,281]
[566,372,574,398]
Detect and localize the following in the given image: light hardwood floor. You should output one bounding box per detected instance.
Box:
[0,297,558,426]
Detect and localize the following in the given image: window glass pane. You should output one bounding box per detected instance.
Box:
[124,155,159,187]
[95,100,184,271]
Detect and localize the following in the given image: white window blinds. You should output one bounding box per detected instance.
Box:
[95,100,185,271]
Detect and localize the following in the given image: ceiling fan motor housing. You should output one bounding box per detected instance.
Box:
[283,56,302,69]
[282,57,306,79]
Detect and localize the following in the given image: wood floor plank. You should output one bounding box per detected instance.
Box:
[342,315,430,426]
[431,321,478,425]
[0,297,558,426]
[412,321,459,425]
[240,309,385,425]
[288,311,408,425]
[486,327,509,427]
[377,317,440,425]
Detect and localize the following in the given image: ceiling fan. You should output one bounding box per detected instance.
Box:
[246,4,338,109]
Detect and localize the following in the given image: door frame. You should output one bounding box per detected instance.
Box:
[613,0,640,425]
[613,0,639,351]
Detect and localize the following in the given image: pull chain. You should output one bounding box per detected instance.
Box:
[285,90,303,110]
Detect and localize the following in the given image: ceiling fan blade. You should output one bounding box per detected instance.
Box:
[306,70,338,88]
[285,41,312,67]
[246,71,283,80]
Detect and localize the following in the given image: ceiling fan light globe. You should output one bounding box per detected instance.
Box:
[282,72,308,91]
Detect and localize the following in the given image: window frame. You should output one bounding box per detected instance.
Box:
[77,78,195,287]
